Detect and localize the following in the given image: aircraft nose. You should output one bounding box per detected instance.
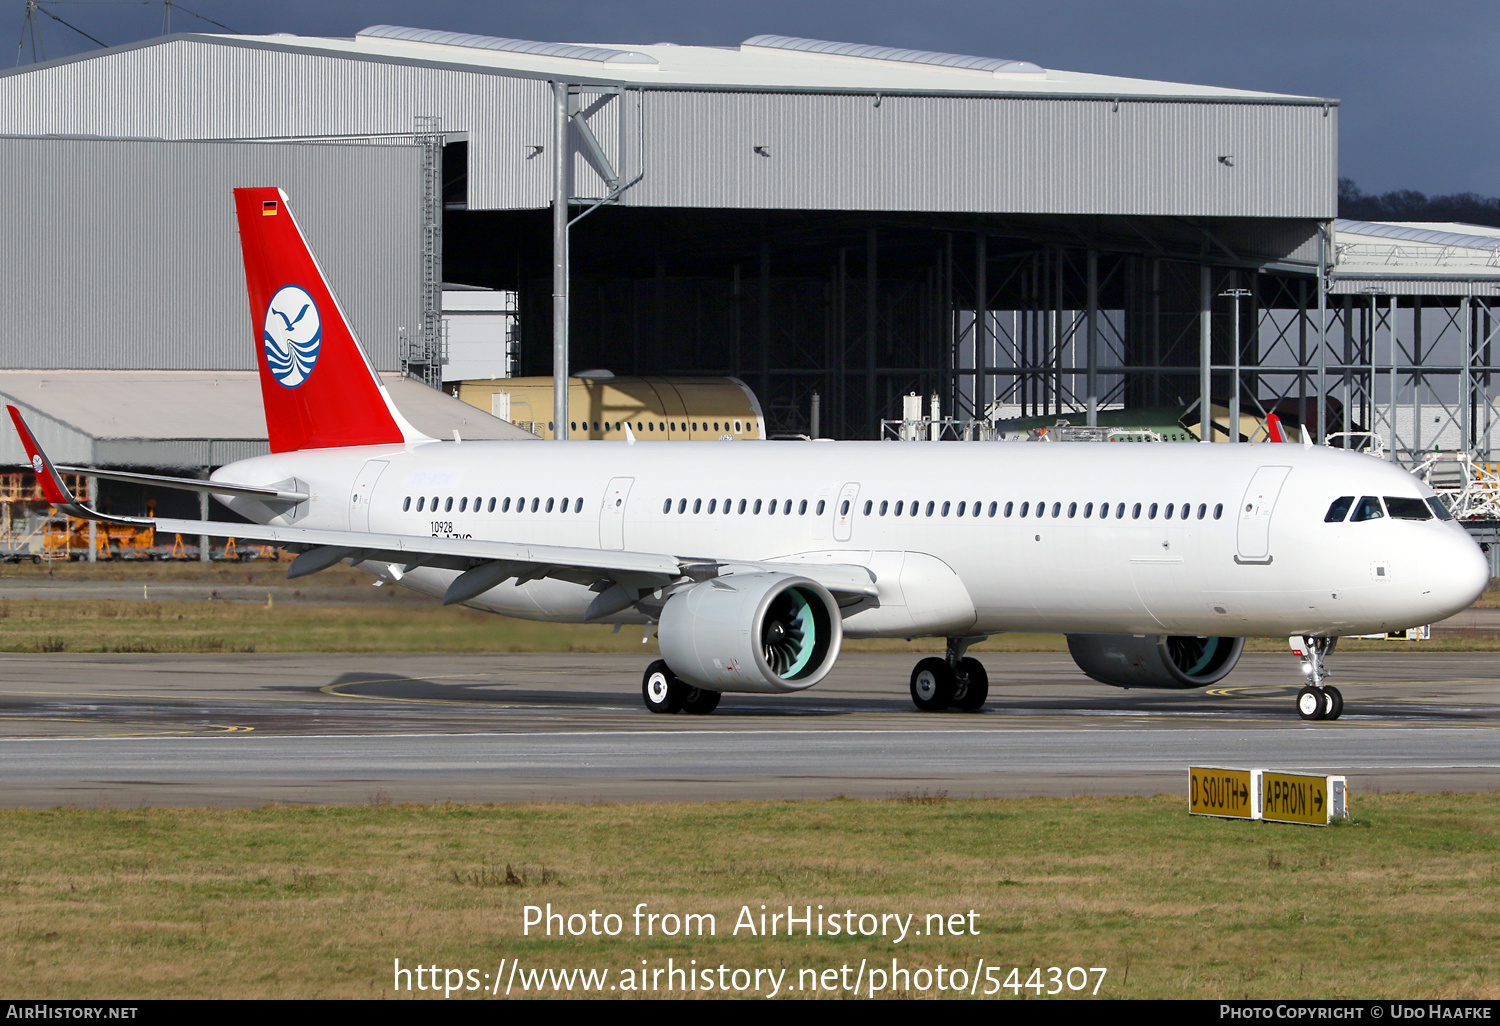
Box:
[1435,527,1491,616]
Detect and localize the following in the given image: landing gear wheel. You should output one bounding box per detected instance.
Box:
[680,686,722,715]
[910,657,956,712]
[1322,685,1343,721]
[642,660,683,714]
[951,657,989,711]
[1297,685,1326,721]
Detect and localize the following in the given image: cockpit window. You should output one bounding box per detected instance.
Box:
[1324,496,1354,522]
[1349,496,1384,522]
[1426,496,1455,521]
[1384,497,1433,521]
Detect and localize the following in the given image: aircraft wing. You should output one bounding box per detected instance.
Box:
[9,403,878,616]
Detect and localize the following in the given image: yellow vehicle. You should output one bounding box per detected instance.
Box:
[454,375,765,441]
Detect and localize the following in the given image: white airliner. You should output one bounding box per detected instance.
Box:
[9,188,1489,721]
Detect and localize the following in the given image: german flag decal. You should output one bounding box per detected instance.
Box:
[262,200,278,216]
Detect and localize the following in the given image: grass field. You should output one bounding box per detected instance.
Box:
[4,596,1499,654]
[2,794,1496,999]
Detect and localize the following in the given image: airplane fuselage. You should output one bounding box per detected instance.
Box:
[216,439,1489,640]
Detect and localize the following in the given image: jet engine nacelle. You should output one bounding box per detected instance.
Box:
[658,573,842,694]
[1066,633,1244,690]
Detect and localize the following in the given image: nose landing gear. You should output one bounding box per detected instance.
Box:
[1290,636,1343,721]
[909,636,990,712]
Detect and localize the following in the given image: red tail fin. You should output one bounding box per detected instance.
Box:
[234,187,423,452]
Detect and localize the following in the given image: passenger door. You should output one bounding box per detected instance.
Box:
[349,459,388,532]
[1236,466,1292,564]
[600,477,633,549]
[832,482,860,542]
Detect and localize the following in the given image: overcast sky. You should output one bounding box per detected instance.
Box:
[19,0,1499,196]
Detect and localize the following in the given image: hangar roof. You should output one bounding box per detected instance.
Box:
[0,371,536,470]
[1330,219,1500,294]
[216,25,1327,103]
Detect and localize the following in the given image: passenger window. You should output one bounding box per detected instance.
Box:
[459,497,468,512]
[1132,503,1142,520]
[1083,502,1092,518]
[956,501,965,517]
[546,498,555,513]
[1213,503,1223,520]
[816,500,825,515]
[708,499,718,514]
[693,499,702,514]
[487,497,496,512]
[530,498,539,513]
[1148,503,1158,519]
[1325,496,1354,522]
[663,499,672,514]
[1383,497,1432,521]
[678,498,687,514]
[1068,502,1077,518]
[879,500,888,516]
[1426,496,1455,521]
[1197,503,1206,520]
[799,499,807,515]
[894,500,904,516]
[444,497,454,513]
[990,501,999,517]
[1099,502,1108,519]
[416,496,425,512]
[1164,503,1174,519]
[1051,502,1061,518]
[909,502,918,517]
[783,500,792,515]
[1180,503,1189,520]
[1115,503,1125,519]
[1019,502,1029,517]
[739,499,747,514]
[864,500,873,516]
[941,501,950,517]
[1350,496,1384,522]
[735,420,743,433]
[755,499,764,514]
[926,501,935,517]
[403,496,411,512]
[972,501,981,518]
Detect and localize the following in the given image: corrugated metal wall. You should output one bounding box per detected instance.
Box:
[0,39,554,210]
[0,136,420,371]
[628,91,1334,217]
[0,38,1334,218]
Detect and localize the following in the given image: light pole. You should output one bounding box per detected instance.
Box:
[1220,287,1251,442]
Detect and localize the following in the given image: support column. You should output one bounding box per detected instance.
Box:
[866,226,878,439]
[1462,291,1473,455]
[759,239,771,409]
[1199,264,1212,442]
[86,475,96,563]
[974,233,987,421]
[1387,294,1398,462]
[198,484,210,564]
[550,80,571,440]
[1086,249,1098,427]
[1316,225,1329,443]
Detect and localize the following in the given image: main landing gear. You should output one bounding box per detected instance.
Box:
[909,636,989,712]
[1290,636,1343,721]
[642,659,721,715]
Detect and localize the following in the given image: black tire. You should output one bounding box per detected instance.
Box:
[910,657,956,712]
[680,687,722,715]
[1323,685,1343,721]
[1297,685,1325,721]
[642,660,683,714]
[952,657,989,711]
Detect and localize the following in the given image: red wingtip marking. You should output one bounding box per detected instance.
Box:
[1266,413,1286,443]
[7,405,75,506]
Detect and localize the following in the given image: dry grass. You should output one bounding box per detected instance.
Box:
[1,793,1497,999]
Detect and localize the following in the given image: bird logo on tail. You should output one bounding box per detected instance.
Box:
[262,284,323,388]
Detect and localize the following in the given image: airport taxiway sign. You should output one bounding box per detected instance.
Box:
[1189,766,1261,820]
[1261,771,1347,826]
